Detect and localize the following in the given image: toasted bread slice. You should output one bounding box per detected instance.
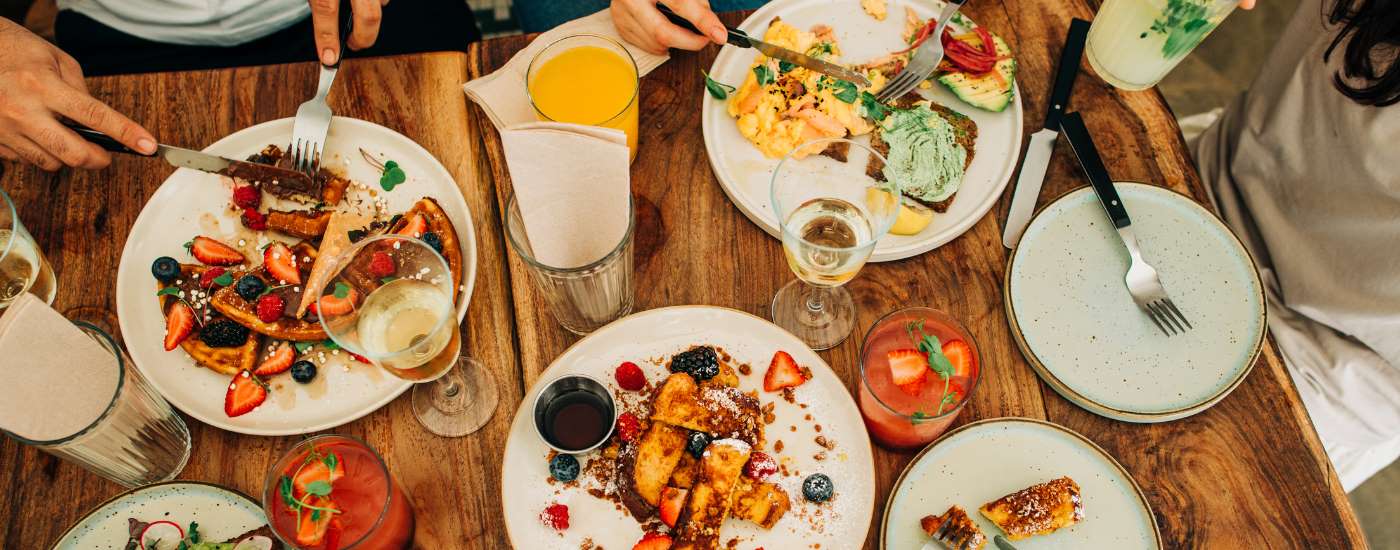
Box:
[389,198,463,305]
[617,422,689,519]
[209,271,327,342]
[669,452,699,489]
[867,95,978,213]
[730,479,790,529]
[979,477,1083,541]
[267,209,332,239]
[921,505,987,550]
[649,374,763,446]
[156,265,260,375]
[673,439,751,550]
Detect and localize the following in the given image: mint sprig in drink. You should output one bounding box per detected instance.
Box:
[1086,0,1237,90]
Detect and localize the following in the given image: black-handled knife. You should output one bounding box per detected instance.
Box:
[1059,111,1132,228]
[1042,18,1089,130]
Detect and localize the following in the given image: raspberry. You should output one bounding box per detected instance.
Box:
[743,451,778,480]
[256,294,284,323]
[615,412,640,442]
[241,208,267,230]
[232,185,261,209]
[614,361,646,391]
[368,251,395,278]
[540,503,569,531]
[199,267,228,288]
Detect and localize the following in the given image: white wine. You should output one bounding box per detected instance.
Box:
[0,229,56,309]
[355,278,455,377]
[782,198,874,287]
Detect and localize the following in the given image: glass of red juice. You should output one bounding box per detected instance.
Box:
[262,434,415,549]
[858,307,981,450]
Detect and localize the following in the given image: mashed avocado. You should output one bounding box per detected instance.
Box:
[880,105,966,203]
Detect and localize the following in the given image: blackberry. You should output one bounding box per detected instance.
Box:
[421,231,444,254]
[234,275,266,301]
[290,360,317,383]
[151,257,180,284]
[670,346,719,381]
[549,454,580,482]
[802,473,834,503]
[199,320,250,348]
[347,228,367,243]
[685,431,711,459]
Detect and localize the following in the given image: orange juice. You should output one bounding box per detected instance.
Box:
[528,41,640,162]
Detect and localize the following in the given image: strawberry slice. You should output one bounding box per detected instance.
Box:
[224,370,267,417]
[658,486,688,528]
[322,518,344,550]
[263,243,301,285]
[190,236,245,266]
[164,301,195,351]
[317,286,359,316]
[941,340,975,378]
[295,495,338,546]
[396,213,427,238]
[292,450,346,494]
[631,532,673,550]
[887,348,929,397]
[762,350,806,392]
[254,344,295,376]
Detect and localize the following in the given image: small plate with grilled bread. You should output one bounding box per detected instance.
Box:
[881,417,1161,549]
[52,481,276,550]
[501,306,876,550]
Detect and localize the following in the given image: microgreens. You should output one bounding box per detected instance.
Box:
[156,286,181,297]
[380,276,398,284]
[858,91,890,122]
[906,320,956,416]
[820,77,859,103]
[753,64,776,87]
[279,447,344,529]
[777,60,796,73]
[321,339,341,351]
[333,281,350,299]
[259,284,290,298]
[702,70,736,100]
[294,341,316,354]
[360,148,406,191]
[212,272,234,287]
[182,240,193,254]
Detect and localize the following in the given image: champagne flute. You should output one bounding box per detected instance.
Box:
[770,138,902,350]
[316,234,497,437]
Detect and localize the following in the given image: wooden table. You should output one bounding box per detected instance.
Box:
[0,7,1366,549]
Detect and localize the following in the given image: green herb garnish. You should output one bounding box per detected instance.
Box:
[379,160,406,191]
[806,41,835,57]
[279,448,344,529]
[778,60,796,73]
[156,287,181,297]
[304,480,333,496]
[333,281,350,299]
[702,70,736,100]
[821,77,859,103]
[906,320,956,416]
[1149,0,1214,58]
[753,64,775,87]
[212,272,234,287]
[187,522,200,543]
[380,276,398,284]
[858,91,890,122]
[294,341,316,354]
[321,339,341,351]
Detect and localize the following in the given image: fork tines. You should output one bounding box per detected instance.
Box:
[1145,298,1192,336]
[932,521,977,550]
[291,138,321,176]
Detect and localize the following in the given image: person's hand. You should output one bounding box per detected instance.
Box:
[310,0,389,65]
[612,0,727,55]
[0,19,155,171]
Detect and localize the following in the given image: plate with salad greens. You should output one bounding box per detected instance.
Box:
[701,0,1023,261]
[52,481,278,550]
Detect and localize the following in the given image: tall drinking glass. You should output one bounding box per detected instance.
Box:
[263,434,415,549]
[316,235,497,437]
[770,138,901,350]
[0,185,57,310]
[2,323,191,487]
[1086,0,1238,90]
[527,34,641,162]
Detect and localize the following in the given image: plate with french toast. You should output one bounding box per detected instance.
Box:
[881,418,1161,549]
[701,0,1023,261]
[501,306,876,549]
[116,116,476,436]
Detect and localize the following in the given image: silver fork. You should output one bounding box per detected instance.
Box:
[877,0,967,103]
[1059,112,1192,337]
[289,13,351,176]
[920,519,978,550]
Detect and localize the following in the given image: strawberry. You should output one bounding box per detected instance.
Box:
[190,236,245,266]
[368,251,395,278]
[348,352,372,365]
[232,184,261,209]
[292,450,346,494]
[743,451,778,481]
[317,287,359,316]
[164,301,195,351]
[540,503,569,531]
[256,294,284,323]
[941,340,975,378]
[224,370,267,417]
[615,412,640,442]
[887,348,929,397]
[263,243,301,285]
[396,213,427,237]
[294,495,338,546]
[254,343,294,376]
[199,267,228,289]
[658,487,688,528]
[614,361,646,391]
[762,350,806,392]
[631,532,673,550]
[241,208,268,230]
[321,519,343,550]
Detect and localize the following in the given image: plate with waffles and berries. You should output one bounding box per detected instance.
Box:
[115,116,476,436]
[501,306,877,550]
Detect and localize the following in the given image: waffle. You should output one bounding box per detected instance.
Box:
[156,265,260,375]
[979,477,1083,540]
[388,197,464,305]
[208,270,326,342]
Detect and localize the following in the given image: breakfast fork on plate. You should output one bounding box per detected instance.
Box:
[1058,112,1193,337]
[920,519,984,550]
[877,0,967,103]
[288,12,351,177]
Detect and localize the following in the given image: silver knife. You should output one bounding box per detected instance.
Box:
[993,535,1020,550]
[1001,18,1090,249]
[657,4,871,87]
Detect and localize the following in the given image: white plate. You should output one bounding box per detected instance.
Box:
[501,306,876,549]
[52,481,268,550]
[881,418,1161,549]
[1006,183,1265,422]
[116,117,477,436]
[702,0,1024,262]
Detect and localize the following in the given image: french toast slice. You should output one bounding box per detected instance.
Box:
[921,505,988,550]
[669,452,699,489]
[730,479,790,529]
[209,271,327,342]
[979,477,1083,541]
[156,265,260,375]
[617,422,689,519]
[649,373,763,447]
[388,198,463,305]
[673,439,751,550]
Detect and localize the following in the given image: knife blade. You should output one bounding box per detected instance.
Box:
[1001,18,1090,249]
[993,535,1020,550]
[656,4,871,87]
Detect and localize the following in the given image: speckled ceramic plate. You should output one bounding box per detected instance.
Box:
[1006,182,1265,422]
[500,306,875,549]
[881,418,1161,549]
[51,481,267,550]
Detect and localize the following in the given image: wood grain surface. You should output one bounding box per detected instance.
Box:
[0,6,1366,549]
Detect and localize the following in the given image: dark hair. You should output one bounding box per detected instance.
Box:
[1324,0,1400,106]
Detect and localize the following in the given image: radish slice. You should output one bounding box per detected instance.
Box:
[138,520,185,550]
[233,536,274,550]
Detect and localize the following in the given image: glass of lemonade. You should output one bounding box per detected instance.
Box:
[1086,0,1238,90]
[0,186,56,310]
[527,34,641,162]
[263,434,415,549]
[770,138,902,350]
[859,307,981,450]
[317,235,497,437]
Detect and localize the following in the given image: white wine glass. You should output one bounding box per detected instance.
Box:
[770,138,902,350]
[316,234,497,437]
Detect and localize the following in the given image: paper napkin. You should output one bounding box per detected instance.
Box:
[500,122,631,269]
[0,294,121,442]
[462,9,668,129]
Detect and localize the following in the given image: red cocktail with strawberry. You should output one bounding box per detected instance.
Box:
[858,307,980,450]
[263,434,415,549]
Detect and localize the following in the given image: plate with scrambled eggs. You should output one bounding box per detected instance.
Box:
[701,0,1023,261]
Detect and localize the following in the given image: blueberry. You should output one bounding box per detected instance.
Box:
[549,454,580,482]
[670,346,719,382]
[802,473,834,503]
[685,431,711,459]
[235,275,266,301]
[151,257,180,284]
[421,232,444,254]
[290,360,317,384]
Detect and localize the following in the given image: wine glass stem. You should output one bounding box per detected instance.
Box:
[806,285,827,314]
[441,379,461,398]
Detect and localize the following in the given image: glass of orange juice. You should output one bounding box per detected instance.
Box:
[527,34,641,162]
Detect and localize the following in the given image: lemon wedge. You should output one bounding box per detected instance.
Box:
[867,188,933,236]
